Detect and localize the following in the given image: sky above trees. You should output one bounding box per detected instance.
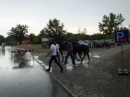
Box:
[0,0,130,37]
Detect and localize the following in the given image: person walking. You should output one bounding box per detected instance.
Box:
[54,41,60,62]
[46,41,64,72]
[64,40,75,66]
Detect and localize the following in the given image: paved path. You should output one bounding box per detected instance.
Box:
[0,46,71,97]
[37,44,130,97]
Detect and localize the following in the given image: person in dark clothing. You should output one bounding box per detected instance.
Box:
[64,40,75,66]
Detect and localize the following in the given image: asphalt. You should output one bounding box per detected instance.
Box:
[37,44,130,97]
[34,54,78,97]
[0,46,72,97]
[3,44,130,97]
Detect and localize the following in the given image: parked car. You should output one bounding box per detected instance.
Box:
[78,40,89,47]
[93,40,103,47]
[103,40,111,47]
[82,40,90,47]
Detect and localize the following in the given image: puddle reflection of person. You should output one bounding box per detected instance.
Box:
[46,40,64,73]
[2,48,5,55]
[2,43,5,49]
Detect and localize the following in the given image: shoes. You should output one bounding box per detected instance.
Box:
[60,69,64,73]
[46,69,50,72]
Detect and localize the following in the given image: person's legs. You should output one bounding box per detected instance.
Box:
[54,56,63,72]
[64,52,70,65]
[57,52,60,62]
[46,56,54,71]
[70,52,75,65]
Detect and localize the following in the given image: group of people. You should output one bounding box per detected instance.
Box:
[46,40,75,73]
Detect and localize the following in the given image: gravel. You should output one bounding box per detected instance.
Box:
[37,44,130,97]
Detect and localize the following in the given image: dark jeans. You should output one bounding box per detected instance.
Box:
[64,52,75,65]
[48,55,63,70]
[56,52,60,62]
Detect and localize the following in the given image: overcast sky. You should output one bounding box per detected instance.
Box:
[0,0,130,37]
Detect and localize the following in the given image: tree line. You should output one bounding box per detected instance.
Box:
[0,13,130,45]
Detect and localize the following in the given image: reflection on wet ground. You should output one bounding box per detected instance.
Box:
[0,48,5,55]
[37,53,91,72]
[8,46,114,73]
[11,50,34,69]
[0,46,71,97]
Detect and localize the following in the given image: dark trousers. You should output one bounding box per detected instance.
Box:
[64,52,75,65]
[48,55,63,70]
[56,52,60,62]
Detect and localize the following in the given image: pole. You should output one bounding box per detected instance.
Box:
[121,43,124,72]
[118,43,129,74]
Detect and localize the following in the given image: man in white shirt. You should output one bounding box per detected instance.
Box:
[54,41,60,62]
[46,41,63,72]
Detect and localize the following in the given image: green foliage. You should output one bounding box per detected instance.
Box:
[39,29,45,36]
[91,33,105,40]
[5,36,16,43]
[119,25,130,37]
[28,33,35,42]
[71,33,86,41]
[71,27,88,41]
[33,36,39,44]
[43,18,67,41]
[7,24,28,44]
[0,35,5,44]
[99,13,125,35]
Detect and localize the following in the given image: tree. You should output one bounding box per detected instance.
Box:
[0,35,5,44]
[39,29,45,36]
[78,27,87,35]
[33,36,39,44]
[91,33,106,40]
[99,13,125,35]
[28,33,35,42]
[5,36,16,43]
[119,25,130,37]
[71,27,88,41]
[7,24,28,44]
[43,18,67,41]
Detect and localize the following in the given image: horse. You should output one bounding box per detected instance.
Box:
[58,41,82,61]
[80,44,90,62]
[47,40,90,63]
[58,41,90,63]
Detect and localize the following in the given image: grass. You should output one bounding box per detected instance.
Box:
[13,44,99,53]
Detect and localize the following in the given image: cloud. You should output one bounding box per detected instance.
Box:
[0,17,44,36]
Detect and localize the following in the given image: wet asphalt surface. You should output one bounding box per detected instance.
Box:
[0,46,71,97]
[37,44,130,97]
[1,44,130,97]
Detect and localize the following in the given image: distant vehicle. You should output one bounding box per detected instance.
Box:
[103,40,111,47]
[82,40,90,47]
[42,38,53,48]
[99,40,111,47]
[78,40,89,47]
[93,40,103,47]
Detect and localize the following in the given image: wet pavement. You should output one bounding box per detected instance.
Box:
[0,46,71,97]
[37,44,130,97]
